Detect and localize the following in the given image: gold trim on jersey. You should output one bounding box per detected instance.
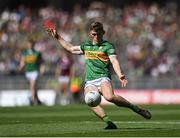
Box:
[25,55,38,63]
[85,51,109,62]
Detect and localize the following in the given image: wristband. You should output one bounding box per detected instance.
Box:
[55,33,59,39]
[120,75,125,80]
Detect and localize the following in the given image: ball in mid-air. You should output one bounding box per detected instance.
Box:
[85,91,101,107]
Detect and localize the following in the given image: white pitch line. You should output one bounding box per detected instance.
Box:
[83,121,180,125]
[114,121,180,125]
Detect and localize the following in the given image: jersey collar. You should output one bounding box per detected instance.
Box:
[88,39,107,46]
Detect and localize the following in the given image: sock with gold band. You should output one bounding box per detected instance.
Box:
[102,116,117,129]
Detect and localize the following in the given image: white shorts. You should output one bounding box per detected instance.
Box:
[85,77,111,90]
[58,76,70,84]
[25,71,39,81]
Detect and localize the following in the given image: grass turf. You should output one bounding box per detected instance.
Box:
[0,104,180,137]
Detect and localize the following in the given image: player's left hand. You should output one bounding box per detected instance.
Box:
[120,79,128,87]
[119,75,128,87]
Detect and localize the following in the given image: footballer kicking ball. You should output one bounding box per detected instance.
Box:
[85,91,101,107]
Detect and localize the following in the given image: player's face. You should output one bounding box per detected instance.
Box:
[90,30,103,44]
[27,42,33,49]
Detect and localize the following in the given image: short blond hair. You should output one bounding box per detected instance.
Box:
[89,22,105,34]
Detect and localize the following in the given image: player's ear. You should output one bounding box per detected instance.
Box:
[89,32,93,38]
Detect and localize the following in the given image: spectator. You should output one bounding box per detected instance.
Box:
[0,1,179,78]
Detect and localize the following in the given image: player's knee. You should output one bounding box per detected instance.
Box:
[104,95,114,102]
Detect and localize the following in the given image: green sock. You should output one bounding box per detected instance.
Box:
[130,104,140,112]
[102,116,112,124]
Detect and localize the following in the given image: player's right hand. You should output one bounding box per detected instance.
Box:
[46,29,58,38]
[46,28,60,40]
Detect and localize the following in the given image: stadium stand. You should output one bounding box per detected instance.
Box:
[0,0,179,90]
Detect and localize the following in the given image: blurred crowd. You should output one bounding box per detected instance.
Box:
[0,1,179,78]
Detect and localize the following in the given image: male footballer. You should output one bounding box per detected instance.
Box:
[46,22,151,129]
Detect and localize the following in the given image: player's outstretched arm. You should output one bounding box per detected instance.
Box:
[46,29,82,54]
[109,55,128,87]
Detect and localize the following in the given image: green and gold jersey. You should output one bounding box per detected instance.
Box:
[23,50,42,72]
[80,40,116,81]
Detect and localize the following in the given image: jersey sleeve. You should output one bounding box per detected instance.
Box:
[22,51,26,56]
[106,44,116,56]
[80,42,85,53]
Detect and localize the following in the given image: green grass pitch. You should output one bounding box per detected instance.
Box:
[0,104,180,137]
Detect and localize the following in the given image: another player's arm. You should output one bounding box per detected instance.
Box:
[46,29,82,54]
[109,55,128,87]
[39,63,45,76]
[18,55,25,71]
[38,53,46,75]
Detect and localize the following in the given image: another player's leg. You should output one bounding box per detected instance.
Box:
[29,79,42,105]
[101,81,151,119]
[56,77,70,105]
[84,86,117,129]
[62,81,71,105]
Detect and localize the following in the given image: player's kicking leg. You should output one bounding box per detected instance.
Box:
[101,81,152,119]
